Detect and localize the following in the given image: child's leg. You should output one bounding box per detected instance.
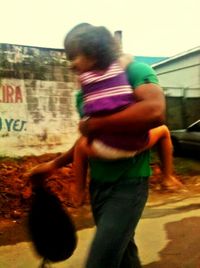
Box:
[144,125,183,189]
[70,136,98,206]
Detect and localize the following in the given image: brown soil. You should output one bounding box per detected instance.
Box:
[0,153,199,246]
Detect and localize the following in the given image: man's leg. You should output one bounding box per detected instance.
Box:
[120,238,142,268]
[86,177,149,268]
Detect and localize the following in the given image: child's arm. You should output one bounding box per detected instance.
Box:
[118,54,134,70]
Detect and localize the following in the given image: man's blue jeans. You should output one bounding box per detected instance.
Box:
[85,176,149,268]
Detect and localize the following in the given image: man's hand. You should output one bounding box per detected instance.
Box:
[28,161,56,187]
[29,161,56,177]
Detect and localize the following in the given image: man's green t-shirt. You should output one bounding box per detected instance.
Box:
[76,60,159,182]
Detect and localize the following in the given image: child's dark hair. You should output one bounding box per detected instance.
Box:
[64,23,119,70]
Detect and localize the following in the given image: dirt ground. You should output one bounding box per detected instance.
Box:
[0,153,199,246]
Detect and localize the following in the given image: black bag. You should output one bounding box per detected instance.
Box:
[27,185,77,264]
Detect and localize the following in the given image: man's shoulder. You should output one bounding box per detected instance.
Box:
[127,60,154,72]
[126,60,159,88]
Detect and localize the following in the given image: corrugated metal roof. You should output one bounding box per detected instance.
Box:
[134,56,168,65]
[152,46,200,68]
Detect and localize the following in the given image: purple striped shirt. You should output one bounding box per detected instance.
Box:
[79,62,149,151]
[80,62,134,115]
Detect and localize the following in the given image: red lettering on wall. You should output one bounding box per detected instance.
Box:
[15,86,23,103]
[6,86,14,102]
[0,85,23,103]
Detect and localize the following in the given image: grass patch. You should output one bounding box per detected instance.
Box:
[150,150,200,176]
[174,157,200,175]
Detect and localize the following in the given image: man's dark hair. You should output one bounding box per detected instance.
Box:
[64,23,119,70]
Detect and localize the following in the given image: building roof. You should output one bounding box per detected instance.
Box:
[152,46,200,68]
[134,56,168,65]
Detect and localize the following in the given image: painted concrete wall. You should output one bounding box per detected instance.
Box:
[152,49,200,128]
[153,49,200,97]
[1,44,199,156]
[0,44,79,157]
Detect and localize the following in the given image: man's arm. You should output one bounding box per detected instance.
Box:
[79,83,166,135]
[28,144,75,180]
[53,144,75,168]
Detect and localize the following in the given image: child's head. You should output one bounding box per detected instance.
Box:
[64,23,119,72]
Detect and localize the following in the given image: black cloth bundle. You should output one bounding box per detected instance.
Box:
[27,184,77,264]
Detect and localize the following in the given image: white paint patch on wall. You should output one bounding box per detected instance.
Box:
[0,78,79,157]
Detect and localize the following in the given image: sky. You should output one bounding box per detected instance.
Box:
[0,0,199,57]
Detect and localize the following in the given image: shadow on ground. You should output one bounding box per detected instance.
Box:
[143,217,200,268]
